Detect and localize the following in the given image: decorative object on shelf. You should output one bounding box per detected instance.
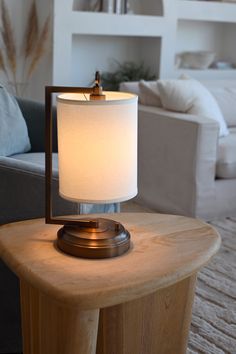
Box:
[45,72,138,259]
[114,0,127,14]
[101,61,156,91]
[211,61,235,69]
[125,0,133,14]
[97,0,131,14]
[114,0,122,13]
[177,51,216,70]
[101,0,114,13]
[0,0,50,97]
[221,0,236,3]
[87,0,102,12]
[115,0,132,14]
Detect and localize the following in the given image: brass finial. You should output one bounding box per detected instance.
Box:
[90,71,106,100]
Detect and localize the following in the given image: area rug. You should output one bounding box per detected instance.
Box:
[188,216,236,354]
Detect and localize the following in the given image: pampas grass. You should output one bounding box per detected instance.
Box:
[27,14,50,79]
[23,1,39,59]
[0,49,7,75]
[1,0,16,76]
[0,0,50,96]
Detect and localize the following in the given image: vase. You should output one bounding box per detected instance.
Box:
[114,0,132,14]
[102,0,114,13]
[115,0,124,14]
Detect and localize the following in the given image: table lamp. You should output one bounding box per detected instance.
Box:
[45,72,138,259]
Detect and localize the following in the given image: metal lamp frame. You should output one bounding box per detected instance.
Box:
[45,85,99,228]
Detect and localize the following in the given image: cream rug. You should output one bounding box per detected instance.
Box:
[188,216,236,354]
[122,202,236,354]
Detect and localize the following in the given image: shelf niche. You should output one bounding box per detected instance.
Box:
[71,34,161,86]
[72,0,163,16]
[176,20,236,71]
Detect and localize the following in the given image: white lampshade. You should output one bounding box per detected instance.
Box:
[56,91,138,204]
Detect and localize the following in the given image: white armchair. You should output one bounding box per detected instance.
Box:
[120,80,236,220]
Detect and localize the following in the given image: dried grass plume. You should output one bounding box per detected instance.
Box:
[23,0,39,59]
[0,49,7,74]
[0,0,50,96]
[1,0,16,76]
[27,14,50,79]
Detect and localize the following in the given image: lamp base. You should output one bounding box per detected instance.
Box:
[57,218,130,259]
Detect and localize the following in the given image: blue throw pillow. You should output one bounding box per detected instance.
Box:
[0,85,31,156]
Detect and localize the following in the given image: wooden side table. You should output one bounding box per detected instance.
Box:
[0,213,220,354]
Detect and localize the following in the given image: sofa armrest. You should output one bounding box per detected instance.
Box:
[0,155,56,177]
[16,97,58,152]
[0,156,77,224]
[137,105,219,217]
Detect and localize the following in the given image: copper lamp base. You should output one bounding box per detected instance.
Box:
[57,218,130,259]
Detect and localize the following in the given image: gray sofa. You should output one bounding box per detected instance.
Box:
[0,97,118,353]
[121,79,236,220]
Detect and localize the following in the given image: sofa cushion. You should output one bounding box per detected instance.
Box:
[209,88,236,127]
[139,80,162,107]
[10,152,120,213]
[119,81,141,97]
[11,152,58,178]
[216,127,236,179]
[0,86,31,156]
[11,152,58,172]
[157,79,229,137]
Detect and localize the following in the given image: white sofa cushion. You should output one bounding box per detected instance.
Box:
[209,88,236,127]
[139,80,162,107]
[157,79,229,137]
[120,80,162,107]
[216,127,236,179]
[120,81,141,97]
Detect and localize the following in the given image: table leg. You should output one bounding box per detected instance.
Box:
[96,274,197,354]
[20,280,99,354]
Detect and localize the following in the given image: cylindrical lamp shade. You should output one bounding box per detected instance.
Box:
[56,92,138,204]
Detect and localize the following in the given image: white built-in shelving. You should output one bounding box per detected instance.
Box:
[177,0,236,22]
[174,0,236,80]
[52,0,169,86]
[50,0,236,89]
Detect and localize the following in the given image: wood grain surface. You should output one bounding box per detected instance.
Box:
[20,280,99,354]
[0,213,220,310]
[96,274,197,354]
[0,213,221,354]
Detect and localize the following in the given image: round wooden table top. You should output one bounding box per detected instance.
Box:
[0,213,220,310]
